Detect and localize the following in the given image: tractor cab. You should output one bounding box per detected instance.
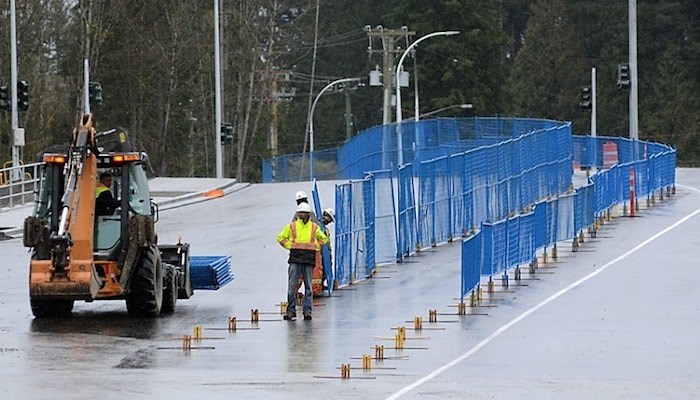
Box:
[94,152,153,253]
[31,131,154,264]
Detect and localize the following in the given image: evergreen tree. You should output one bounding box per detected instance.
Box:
[389,0,509,115]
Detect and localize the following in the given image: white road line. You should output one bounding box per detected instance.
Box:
[677,183,700,195]
[386,197,700,400]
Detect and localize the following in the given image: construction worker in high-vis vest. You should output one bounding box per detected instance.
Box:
[290,190,325,295]
[95,172,119,216]
[277,202,328,321]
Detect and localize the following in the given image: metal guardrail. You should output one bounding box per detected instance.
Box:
[0,161,42,210]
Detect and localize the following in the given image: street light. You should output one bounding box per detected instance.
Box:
[214,0,223,178]
[419,103,472,119]
[395,30,459,165]
[308,77,361,181]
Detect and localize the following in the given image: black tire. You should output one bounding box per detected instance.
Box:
[126,244,163,317]
[30,298,74,318]
[161,263,178,313]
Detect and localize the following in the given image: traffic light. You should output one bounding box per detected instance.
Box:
[617,63,630,90]
[221,123,235,145]
[16,80,28,111]
[0,86,9,111]
[579,86,592,111]
[89,81,103,107]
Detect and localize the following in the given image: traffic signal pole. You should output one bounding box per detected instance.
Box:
[591,67,597,168]
[213,0,223,178]
[10,0,21,180]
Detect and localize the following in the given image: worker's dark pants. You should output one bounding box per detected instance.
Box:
[287,262,313,315]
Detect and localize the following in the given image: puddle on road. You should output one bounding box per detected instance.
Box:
[30,315,164,339]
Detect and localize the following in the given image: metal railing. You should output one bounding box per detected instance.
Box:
[0,161,42,210]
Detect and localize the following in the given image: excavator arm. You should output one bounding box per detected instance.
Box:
[29,114,101,300]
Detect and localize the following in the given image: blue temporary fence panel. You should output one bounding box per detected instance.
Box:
[533,200,548,251]
[417,123,573,255]
[460,134,676,304]
[556,194,575,242]
[334,176,376,288]
[264,117,569,183]
[311,180,334,296]
[480,222,494,276]
[460,232,482,299]
[266,115,680,301]
[449,152,468,237]
[335,183,353,287]
[506,215,520,267]
[397,163,419,259]
[418,156,452,248]
[366,169,399,265]
[545,198,558,246]
[338,124,396,179]
[518,211,536,266]
[362,176,376,277]
[263,148,339,183]
[481,220,508,276]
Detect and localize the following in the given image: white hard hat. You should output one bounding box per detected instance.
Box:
[295,190,308,201]
[323,208,335,222]
[296,202,312,213]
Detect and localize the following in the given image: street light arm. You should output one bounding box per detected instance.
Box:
[308,77,361,181]
[394,30,459,166]
[395,31,460,92]
[308,77,361,141]
[419,103,472,119]
[395,31,460,125]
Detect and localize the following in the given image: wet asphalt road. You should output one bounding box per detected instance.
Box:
[1,173,700,399]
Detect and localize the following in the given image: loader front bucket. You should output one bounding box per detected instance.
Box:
[29,259,100,300]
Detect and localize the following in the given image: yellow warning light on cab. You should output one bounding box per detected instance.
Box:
[112,153,140,163]
[43,154,67,164]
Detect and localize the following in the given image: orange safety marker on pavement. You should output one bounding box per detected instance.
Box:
[156,334,216,351]
[203,316,260,331]
[203,188,225,198]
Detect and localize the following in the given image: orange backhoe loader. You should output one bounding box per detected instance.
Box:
[22,114,194,318]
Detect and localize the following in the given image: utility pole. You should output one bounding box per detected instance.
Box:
[344,89,352,141]
[270,71,295,157]
[628,0,639,160]
[270,73,279,156]
[365,26,414,125]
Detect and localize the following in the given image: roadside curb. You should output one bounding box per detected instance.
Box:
[157,181,250,211]
[1,180,250,239]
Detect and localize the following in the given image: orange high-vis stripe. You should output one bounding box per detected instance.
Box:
[289,221,319,251]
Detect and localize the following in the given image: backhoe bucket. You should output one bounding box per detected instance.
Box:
[29,259,101,300]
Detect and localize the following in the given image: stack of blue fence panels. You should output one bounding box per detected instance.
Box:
[189,255,233,290]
